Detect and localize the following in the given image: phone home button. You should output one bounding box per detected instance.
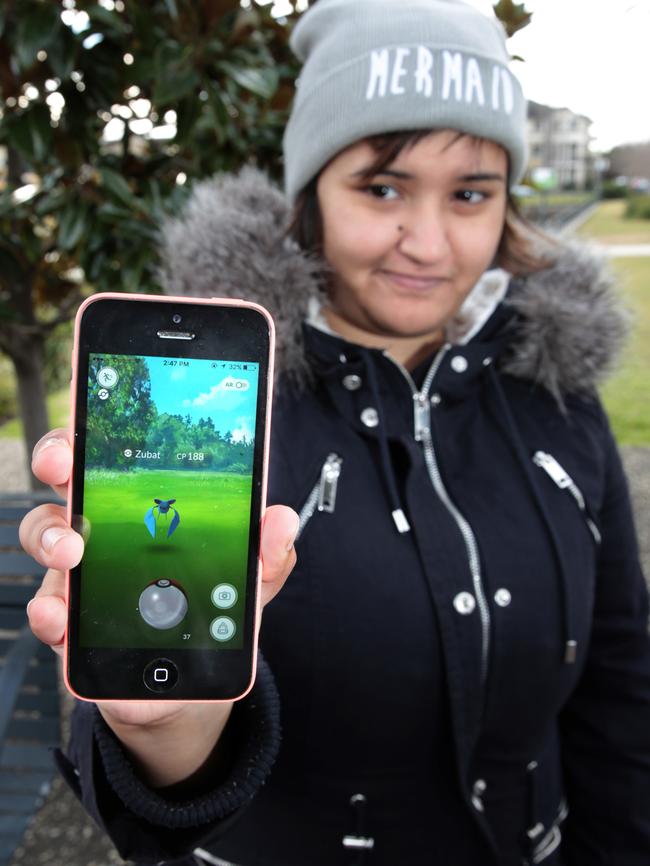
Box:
[143,658,179,693]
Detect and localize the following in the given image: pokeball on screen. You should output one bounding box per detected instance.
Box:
[138,579,188,629]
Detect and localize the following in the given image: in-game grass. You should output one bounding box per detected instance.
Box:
[79,468,252,649]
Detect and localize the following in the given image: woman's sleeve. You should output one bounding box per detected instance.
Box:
[53,654,281,865]
[559,418,650,864]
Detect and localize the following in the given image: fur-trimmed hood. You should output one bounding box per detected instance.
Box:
[159,167,628,403]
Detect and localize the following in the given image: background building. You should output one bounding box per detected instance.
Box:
[526,100,593,190]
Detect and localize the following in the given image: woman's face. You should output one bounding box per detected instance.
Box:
[317,130,508,358]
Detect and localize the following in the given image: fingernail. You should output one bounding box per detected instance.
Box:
[286,514,300,552]
[41,527,67,553]
[36,437,68,457]
[26,598,35,617]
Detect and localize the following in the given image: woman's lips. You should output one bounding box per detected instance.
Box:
[380,270,449,291]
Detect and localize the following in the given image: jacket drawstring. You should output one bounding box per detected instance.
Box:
[486,365,577,665]
[362,350,411,534]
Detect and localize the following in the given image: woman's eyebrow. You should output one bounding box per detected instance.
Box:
[351,169,507,183]
[456,172,506,183]
[350,168,413,180]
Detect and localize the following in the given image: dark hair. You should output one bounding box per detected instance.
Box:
[289,130,558,277]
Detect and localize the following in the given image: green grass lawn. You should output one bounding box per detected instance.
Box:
[520,191,594,209]
[599,257,650,445]
[578,200,650,245]
[570,200,650,444]
[80,468,252,650]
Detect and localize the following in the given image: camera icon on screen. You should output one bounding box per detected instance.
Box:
[211,584,238,610]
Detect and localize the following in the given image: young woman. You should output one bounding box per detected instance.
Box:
[20,1,650,864]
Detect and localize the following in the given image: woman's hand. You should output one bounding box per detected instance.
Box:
[20,428,298,786]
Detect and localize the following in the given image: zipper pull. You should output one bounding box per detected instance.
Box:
[413,392,431,442]
[532,451,572,489]
[533,451,601,545]
[318,454,342,513]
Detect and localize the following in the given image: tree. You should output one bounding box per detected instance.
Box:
[85,355,156,468]
[607,142,650,181]
[0,0,299,487]
[0,0,532,489]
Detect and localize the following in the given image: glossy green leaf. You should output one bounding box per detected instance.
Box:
[57,202,88,251]
[175,96,202,143]
[163,0,179,19]
[84,249,106,283]
[0,245,25,284]
[86,5,132,35]
[145,179,164,218]
[208,84,231,128]
[217,62,279,99]
[15,3,62,70]
[47,31,78,80]
[153,64,200,105]
[96,202,133,221]
[99,168,138,208]
[34,189,68,217]
[4,105,53,163]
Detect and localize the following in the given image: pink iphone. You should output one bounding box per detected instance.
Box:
[65,293,274,701]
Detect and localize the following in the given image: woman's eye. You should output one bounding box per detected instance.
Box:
[367,184,399,200]
[456,189,488,204]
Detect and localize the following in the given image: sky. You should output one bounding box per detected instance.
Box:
[463,0,649,153]
[146,357,259,444]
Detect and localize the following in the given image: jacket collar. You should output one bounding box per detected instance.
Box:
[159,166,628,406]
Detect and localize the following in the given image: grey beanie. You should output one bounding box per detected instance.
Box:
[283,0,528,201]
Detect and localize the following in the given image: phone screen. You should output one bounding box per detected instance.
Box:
[80,351,260,652]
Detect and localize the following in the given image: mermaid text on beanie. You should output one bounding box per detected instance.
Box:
[365,46,515,115]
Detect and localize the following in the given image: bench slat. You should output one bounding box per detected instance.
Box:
[0,638,53,658]
[0,745,54,771]
[22,666,59,689]
[0,508,30,522]
[0,814,33,835]
[0,773,53,796]
[0,610,28,631]
[0,553,44,578]
[7,717,59,743]
[0,495,65,865]
[0,527,19,547]
[0,791,49,814]
[0,585,38,607]
[11,693,60,715]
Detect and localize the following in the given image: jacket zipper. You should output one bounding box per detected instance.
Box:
[531,800,568,864]
[532,452,602,544]
[384,345,492,683]
[296,453,343,541]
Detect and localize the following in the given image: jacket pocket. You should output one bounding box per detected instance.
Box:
[295,452,343,542]
[532,451,601,545]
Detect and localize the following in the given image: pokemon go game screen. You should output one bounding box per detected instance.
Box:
[79,352,260,650]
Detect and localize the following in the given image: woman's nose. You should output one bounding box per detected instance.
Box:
[396,206,451,264]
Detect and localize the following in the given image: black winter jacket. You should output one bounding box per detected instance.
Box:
[56,171,650,866]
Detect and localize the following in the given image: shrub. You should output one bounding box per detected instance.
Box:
[625,195,650,220]
[602,180,628,199]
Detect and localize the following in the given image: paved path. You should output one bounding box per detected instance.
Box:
[0,438,29,492]
[561,202,650,255]
[602,243,650,257]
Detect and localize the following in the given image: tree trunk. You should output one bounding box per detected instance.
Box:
[12,335,50,491]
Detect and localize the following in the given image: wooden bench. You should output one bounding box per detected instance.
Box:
[0,494,62,865]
